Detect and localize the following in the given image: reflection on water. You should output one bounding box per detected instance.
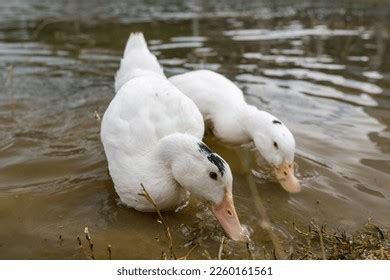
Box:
[0,0,389,259]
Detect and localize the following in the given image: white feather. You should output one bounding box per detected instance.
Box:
[115,33,164,92]
[101,34,235,212]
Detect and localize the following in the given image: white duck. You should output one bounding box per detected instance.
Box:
[169,70,300,193]
[101,33,248,241]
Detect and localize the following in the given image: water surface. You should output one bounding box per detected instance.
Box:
[0,0,389,259]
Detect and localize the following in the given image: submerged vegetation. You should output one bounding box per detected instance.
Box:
[292,220,389,260]
[72,218,389,260]
[70,186,389,260]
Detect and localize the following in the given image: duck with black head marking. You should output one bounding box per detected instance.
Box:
[198,142,226,176]
[101,33,249,241]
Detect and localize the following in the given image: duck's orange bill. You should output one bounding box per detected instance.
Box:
[274,161,301,193]
[211,192,249,242]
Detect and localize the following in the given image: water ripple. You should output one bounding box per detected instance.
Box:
[225,25,372,41]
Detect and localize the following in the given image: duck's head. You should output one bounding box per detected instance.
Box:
[249,110,300,193]
[168,139,249,241]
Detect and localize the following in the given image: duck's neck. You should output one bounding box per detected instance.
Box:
[241,105,272,146]
[207,104,251,145]
[138,133,197,209]
[156,133,197,167]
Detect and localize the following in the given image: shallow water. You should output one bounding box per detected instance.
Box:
[0,0,389,259]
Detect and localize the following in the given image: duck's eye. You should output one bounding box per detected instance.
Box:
[209,172,218,180]
[273,141,279,149]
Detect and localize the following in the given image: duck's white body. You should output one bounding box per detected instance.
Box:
[170,70,300,193]
[101,34,204,211]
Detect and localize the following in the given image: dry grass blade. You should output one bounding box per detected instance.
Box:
[293,221,389,260]
[94,110,101,122]
[160,251,167,260]
[319,225,327,260]
[77,236,82,247]
[293,222,312,237]
[107,245,112,260]
[139,184,176,259]
[202,249,212,260]
[218,236,225,260]
[76,236,90,259]
[178,244,199,260]
[246,242,254,260]
[310,222,326,259]
[262,246,269,260]
[84,227,95,260]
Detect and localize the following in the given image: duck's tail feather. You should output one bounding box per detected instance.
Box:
[115,32,164,92]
